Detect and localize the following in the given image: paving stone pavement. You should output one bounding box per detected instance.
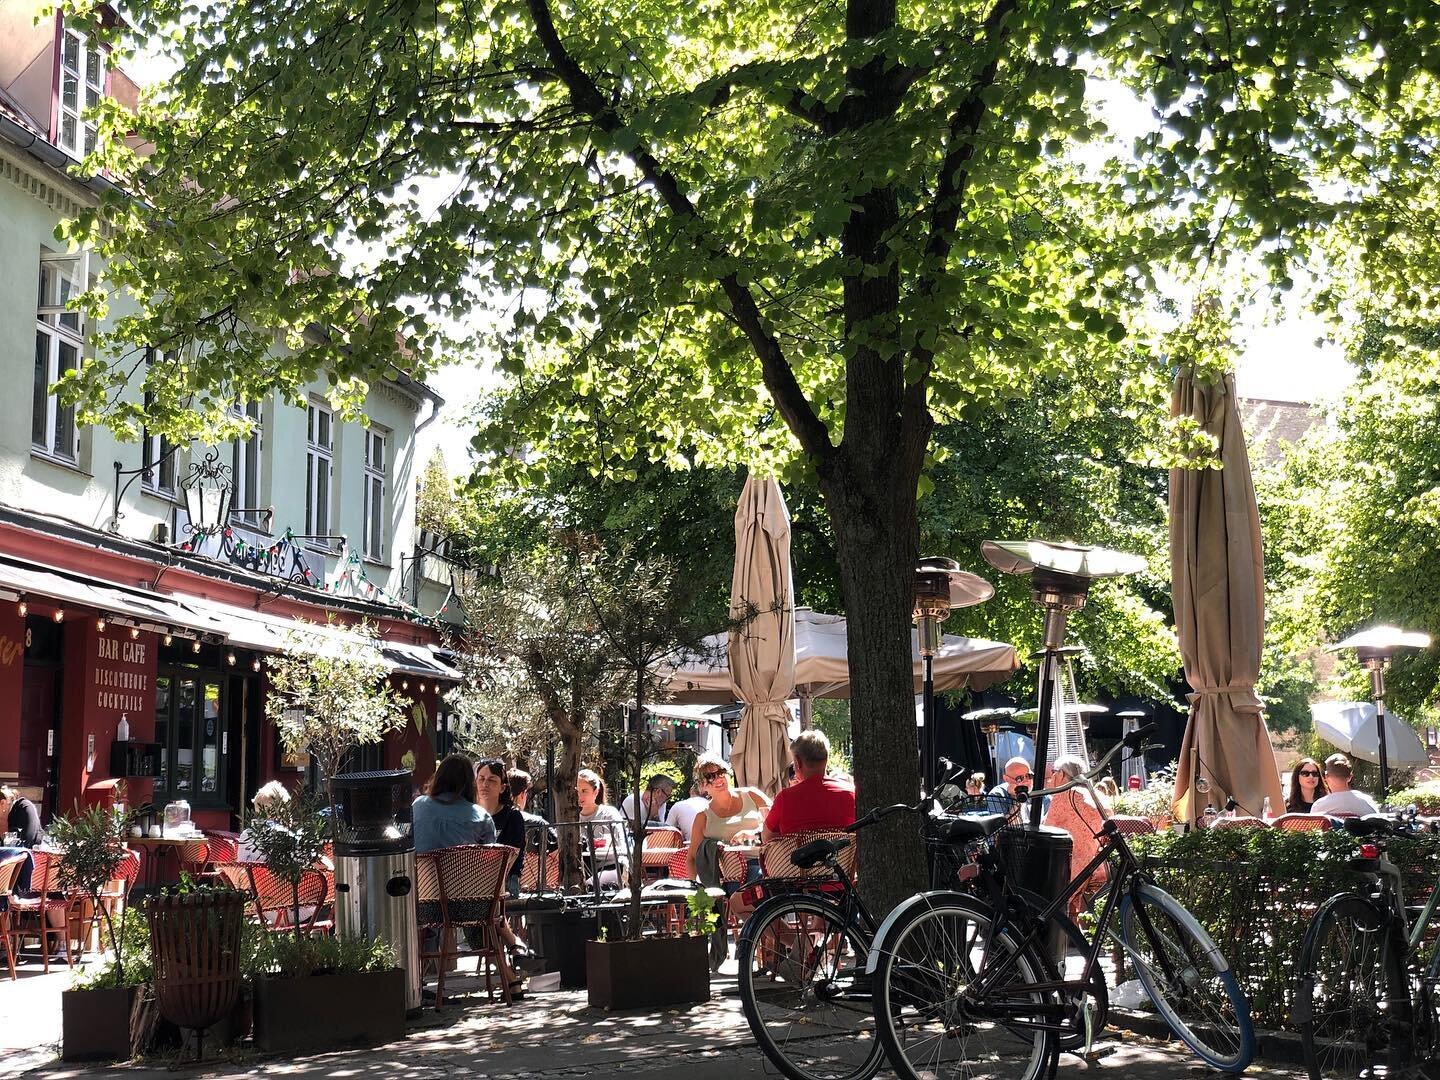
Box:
[4,962,1307,1080]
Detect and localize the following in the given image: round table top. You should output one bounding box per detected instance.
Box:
[127,833,204,845]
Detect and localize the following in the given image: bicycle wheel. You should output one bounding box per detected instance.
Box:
[873,894,1057,1080]
[1294,894,1408,1080]
[738,893,884,1080]
[1418,940,1440,1080]
[1119,883,1255,1073]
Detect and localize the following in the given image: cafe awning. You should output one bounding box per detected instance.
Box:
[0,553,457,681]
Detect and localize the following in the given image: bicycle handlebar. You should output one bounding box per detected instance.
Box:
[846,801,925,834]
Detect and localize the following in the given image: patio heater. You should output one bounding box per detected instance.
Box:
[1116,708,1150,789]
[982,540,1145,826]
[961,705,1016,776]
[1331,625,1431,798]
[913,557,994,795]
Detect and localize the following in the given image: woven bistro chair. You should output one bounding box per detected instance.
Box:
[1106,815,1158,837]
[640,827,685,883]
[519,849,561,893]
[88,848,142,951]
[11,849,78,972]
[1273,813,1332,832]
[175,840,211,882]
[212,863,260,921]
[415,844,518,1008]
[1210,815,1269,830]
[250,864,333,935]
[758,831,859,883]
[202,833,240,869]
[0,853,28,979]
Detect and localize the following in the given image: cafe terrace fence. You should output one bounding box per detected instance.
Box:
[1129,826,1440,1032]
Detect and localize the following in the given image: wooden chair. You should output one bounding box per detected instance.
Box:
[415,844,518,1008]
[1273,813,1331,832]
[10,850,77,972]
[0,853,28,980]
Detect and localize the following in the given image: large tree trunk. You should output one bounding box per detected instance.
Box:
[552,715,585,887]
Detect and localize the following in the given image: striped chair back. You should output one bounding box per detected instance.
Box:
[204,833,240,865]
[759,831,858,881]
[0,853,26,896]
[519,849,561,892]
[1273,813,1331,832]
[415,844,517,928]
[250,864,328,930]
[175,840,211,879]
[647,826,684,849]
[29,849,60,895]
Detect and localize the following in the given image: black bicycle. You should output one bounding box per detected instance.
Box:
[1292,813,1440,1079]
[735,774,1101,1080]
[868,724,1256,1080]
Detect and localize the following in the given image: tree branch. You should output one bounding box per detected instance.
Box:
[523,0,835,464]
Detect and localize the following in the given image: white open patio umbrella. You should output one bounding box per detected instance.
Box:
[665,607,1018,711]
[1309,701,1429,768]
[726,475,797,797]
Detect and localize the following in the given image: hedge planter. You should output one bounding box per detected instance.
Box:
[586,935,710,1011]
[61,986,139,1062]
[253,968,406,1054]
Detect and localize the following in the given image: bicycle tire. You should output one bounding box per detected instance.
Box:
[872,893,1058,1080]
[1119,883,1255,1073]
[1294,893,1409,1080]
[738,892,884,1080]
[1418,939,1440,1080]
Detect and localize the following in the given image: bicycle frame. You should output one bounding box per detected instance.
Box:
[959,820,1170,1030]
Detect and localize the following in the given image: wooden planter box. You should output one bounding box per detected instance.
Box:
[586,935,710,1011]
[252,968,406,1054]
[62,986,138,1062]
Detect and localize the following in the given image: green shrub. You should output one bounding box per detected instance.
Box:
[70,907,152,991]
[1129,825,1440,1031]
[1385,780,1440,815]
[247,932,394,979]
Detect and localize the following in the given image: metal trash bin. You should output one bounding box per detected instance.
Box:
[330,769,420,1014]
[995,823,1073,964]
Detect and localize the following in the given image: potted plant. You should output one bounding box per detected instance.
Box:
[245,789,405,1053]
[586,888,717,1010]
[50,804,141,1061]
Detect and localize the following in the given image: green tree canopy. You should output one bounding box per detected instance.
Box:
[67,0,1440,906]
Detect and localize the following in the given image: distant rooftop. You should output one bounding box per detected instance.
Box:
[1239,397,1320,466]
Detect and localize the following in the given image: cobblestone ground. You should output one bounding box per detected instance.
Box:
[5,964,1306,1080]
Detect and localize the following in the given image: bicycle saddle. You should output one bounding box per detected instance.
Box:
[944,813,1008,841]
[790,836,852,869]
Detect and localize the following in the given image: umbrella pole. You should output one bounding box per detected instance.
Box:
[1372,665,1390,799]
[922,653,936,795]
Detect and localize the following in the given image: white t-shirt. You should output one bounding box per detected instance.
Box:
[620,792,670,826]
[668,796,710,842]
[1311,789,1380,817]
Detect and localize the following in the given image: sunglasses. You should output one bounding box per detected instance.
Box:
[1298,770,1321,778]
[700,771,725,783]
[1007,772,1033,782]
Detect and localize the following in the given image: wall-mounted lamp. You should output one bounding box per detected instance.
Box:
[129,625,141,640]
[191,638,202,654]
[52,608,64,623]
[226,652,236,666]
[251,658,261,672]
[17,595,26,618]
[163,630,173,646]
[96,616,107,633]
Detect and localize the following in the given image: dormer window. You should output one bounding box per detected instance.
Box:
[58,28,105,158]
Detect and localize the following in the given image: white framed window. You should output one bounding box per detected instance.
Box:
[230,400,263,524]
[141,349,177,495]
[305,401,333,538]
[33,251,85,461]
[58,28,104,159]
[363,428,388,562]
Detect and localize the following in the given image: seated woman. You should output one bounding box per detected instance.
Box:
[474,757,533,964]
[236,780,292,862]
[413,755,496,854]
[577,769,629,888]
[685,754,770,881]
[1041,755,1109,917]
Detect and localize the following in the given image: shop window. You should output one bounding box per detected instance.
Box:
[153,671,226,806]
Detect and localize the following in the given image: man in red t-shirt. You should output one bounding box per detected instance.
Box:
[764,730,856,837]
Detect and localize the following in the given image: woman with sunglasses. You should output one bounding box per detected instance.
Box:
[1286,757,1329,813]
[684,754,771,879]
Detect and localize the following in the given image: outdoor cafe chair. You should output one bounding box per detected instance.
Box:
[640,828,684,882]
[415,843,518,1008]
[519,849,561,894]
[10,849,77,972]
[250,864,333,935]
[1210,815,1268,830]
[212,863,260,921]
[1272,813,1331,832]
[202,832,240,868]
[759,830,859,884]
[0,853,28,979]
[1106,814,1158,836]
[88,848,142,951]
[175,839,211,882]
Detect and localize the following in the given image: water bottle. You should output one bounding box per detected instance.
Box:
[1201,803,1218,828]
[1262,796,1274,821]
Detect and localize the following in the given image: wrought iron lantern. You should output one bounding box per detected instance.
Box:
[179,450,233,536]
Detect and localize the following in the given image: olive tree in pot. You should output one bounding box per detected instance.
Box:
[245,789,405,1053]
[50,804,142,1061]
[579,553,719,1011]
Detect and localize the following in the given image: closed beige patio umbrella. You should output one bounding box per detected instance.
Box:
[1171,370,1284,824]
[727,474,797,797]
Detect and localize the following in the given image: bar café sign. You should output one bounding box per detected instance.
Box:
[95,633,149,715]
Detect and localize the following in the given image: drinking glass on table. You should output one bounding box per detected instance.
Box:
[2,832,17,847]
